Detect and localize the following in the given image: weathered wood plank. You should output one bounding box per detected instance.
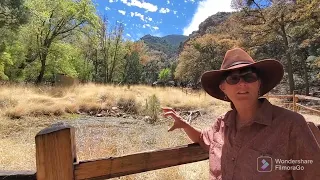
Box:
[74,143,209,180]
[36,123,76,180]
[0,171,36,180]
[297,103,320,115]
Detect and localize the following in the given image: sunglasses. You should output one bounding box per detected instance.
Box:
[225,72,259,85]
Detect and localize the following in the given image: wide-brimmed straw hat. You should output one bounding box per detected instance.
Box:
[200,48,284,101]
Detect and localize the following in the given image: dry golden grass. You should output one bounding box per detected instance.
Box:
[0,83,225,119]
[0,84,319,180]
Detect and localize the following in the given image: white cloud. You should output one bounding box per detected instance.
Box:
[105,7,110,11]
[109,0,118,3]
[126,34,131,37]
[120,0,158,12]
[183,0,233,36]
[152,26,159,30]
[130,12,145,21]
[167,0,170,4]
[184,0,195,3]
[118,10,126,15]
[173,10,177,14]
[159,8,170,13]
[143,24,151,28]
[146,17,152,21]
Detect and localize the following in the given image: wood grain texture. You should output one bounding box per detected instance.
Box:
[74,143,209,180]
[35,124,76,180]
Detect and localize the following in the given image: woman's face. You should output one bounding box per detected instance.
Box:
[219,68,261,105]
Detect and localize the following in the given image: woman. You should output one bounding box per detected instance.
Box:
[163,48,320,180]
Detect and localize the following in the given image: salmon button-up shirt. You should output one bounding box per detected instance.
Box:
[199,98,320,180]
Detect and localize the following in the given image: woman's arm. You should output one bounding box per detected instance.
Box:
[289,115,320,179]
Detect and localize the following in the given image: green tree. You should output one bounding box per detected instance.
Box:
[158,68,171,83]
[23,0,98,84]
[175,34,238,85]
[0,0,28,80]
[122,41,147,84]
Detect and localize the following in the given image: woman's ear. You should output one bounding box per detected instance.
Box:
[219,83,225,92]
[258,79,262,88]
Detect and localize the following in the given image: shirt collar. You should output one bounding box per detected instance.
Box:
[222,98,273,126]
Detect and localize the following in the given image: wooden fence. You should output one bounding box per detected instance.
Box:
[1,92,319,180]
[265,91,320,115]
[0,124,208,180]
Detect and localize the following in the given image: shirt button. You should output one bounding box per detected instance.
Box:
[232,157,236,161]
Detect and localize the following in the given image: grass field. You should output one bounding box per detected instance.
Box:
[0,84,319,179]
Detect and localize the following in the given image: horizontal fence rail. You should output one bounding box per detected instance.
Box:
[0,171,36,180]
[264,92,320,115]
[74,143,208,180]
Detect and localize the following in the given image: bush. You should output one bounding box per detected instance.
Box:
[145,94,160,123]
[117,96,138,114]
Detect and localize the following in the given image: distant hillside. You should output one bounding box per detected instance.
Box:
[140,34,188,57]
[162,35,188,48]
[189,12,232,39]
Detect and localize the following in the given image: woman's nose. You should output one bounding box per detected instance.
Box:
[237,78,247,86]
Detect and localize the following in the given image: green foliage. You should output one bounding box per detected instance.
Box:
[0,0,29,29]
[145,94,160,123]
[0,52,13,80]
[175,34,238,85]
[158,68,171,82]
[0,0,319,94]
[22,0,99,83]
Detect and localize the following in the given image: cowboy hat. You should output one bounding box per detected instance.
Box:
[200,48,284,101]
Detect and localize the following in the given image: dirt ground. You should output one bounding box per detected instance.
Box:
[0,109,319,179]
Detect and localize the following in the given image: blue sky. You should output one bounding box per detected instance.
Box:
[95,0,234,40]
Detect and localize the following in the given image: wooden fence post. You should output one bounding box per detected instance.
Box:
[293,90,297,112]
[35,123,76,180]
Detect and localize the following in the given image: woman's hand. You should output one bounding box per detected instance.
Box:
[162,107,189,131]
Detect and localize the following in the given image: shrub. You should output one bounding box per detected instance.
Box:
[145,94,160,123]
[117,96,138,114]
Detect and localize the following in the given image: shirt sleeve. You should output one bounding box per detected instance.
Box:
[289,114,320,180]
[198,116,223,152]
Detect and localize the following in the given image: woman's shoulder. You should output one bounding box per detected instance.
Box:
[271,103,307,125]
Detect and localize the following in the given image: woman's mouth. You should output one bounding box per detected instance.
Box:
[237,91,249,94]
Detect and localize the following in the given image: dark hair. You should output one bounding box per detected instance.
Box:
[230,102,235,110]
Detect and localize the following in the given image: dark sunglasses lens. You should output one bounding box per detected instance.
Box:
[226,75,240,85]
[225,73,258,84]
[243,73,258,83]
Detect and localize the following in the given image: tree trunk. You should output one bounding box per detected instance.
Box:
[280,23,295,93]
[94,48,98,82]
[36,51,48,84]
[301,52,310,95]
[108,36,120,83]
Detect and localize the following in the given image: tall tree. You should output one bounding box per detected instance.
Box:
[24,0,98,84]
[0,0,28,80]
[122,41,148,84]
[175,34,238,86]
[107,22,124,83]
[232,0,300,93]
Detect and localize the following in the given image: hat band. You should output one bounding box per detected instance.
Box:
[225,61,251,69]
